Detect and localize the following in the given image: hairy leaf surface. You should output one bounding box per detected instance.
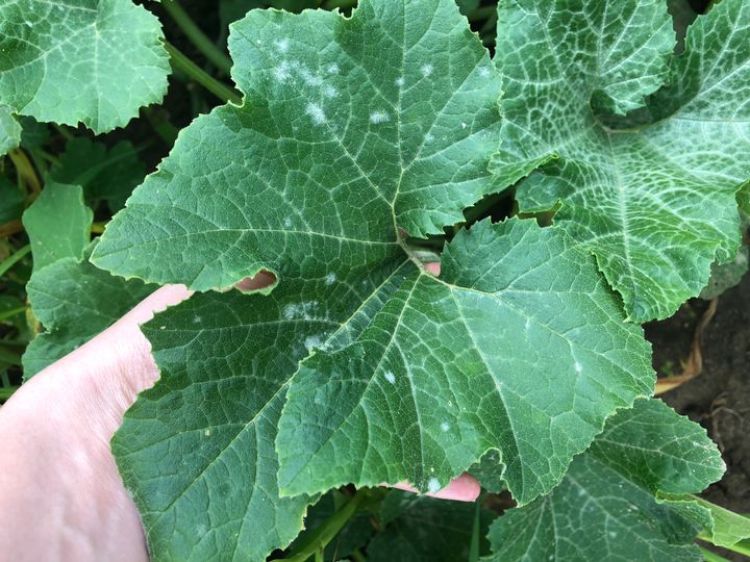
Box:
[93,1,655,559]
[0,0,170,132]
[491,0,750,321]
[485,399,725,561]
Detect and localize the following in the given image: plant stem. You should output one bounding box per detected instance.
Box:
[91,222,106,234]
[34,148,60,166]
[0,220,23,239]
[280,491,366,562]
[469,500,481,562]
[699,536,750,558]
[161,0,232,75]
[8,149,42,196]
[698,546,731,561]
[164,42,242,105]
[144,109,179,146]
[0,245,31,277]
[0,306,26,322]
[0,386,20,400]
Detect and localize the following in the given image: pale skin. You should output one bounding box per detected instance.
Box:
[0,266,479,561]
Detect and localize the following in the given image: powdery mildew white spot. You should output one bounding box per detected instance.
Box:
[384,371,396,384]
[304,335,323,351]
[284,217,293,228]
[395,76,405,87]
[322,85,338,98]
[273,61,291,82]
[440,422,450,432]
[369,110,390,124]
[325,63,340,74]
[275,38,290,53]
[283,301,319,320]
[479,66,491,78]
[427,478,441,493]
[325,272,337,285]
[305,102,326,125]
[299,67,322,86]
[420,63,433,77]
[574,362,582,373]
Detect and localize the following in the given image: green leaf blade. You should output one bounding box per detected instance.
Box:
[485,399,725,562]
[0,0,170,133]
[23,245,155,378]
[492,0,750,321]
[277,219,654,505]
[22,182,92,272]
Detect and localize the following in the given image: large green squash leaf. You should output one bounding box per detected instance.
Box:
[0,0,170,133]
[491,0,750,322]
[485,399,725,562]
[93,2,653,559]
[276,219,652,503]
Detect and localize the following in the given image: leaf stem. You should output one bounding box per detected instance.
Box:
[0,244,31,277]
[0,220,23,239]
[161,0,233,75]
[698,536,750,558]
[8,149,42,196]
[164,42,242,105]
[279,491,367,562]
[698,546,731,561]
[144,109,179,146]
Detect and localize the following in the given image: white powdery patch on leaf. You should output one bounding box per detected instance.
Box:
[369,110,390,124]
[305,103,327,125]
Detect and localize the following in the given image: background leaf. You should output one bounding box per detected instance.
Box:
[51,138,146,212]
[0,0,170,132]
[367,490,493,562]
[22,243,155,378]
[485,399,725,562]
[491,0,750,321]
[22,182,92,272]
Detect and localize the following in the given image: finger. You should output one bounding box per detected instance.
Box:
[389,472,480,502]
[424,261,441,276]
[234,270,277,292]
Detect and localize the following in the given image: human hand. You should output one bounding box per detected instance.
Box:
[0,267,478,561]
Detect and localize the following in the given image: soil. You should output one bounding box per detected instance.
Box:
[645,272,750,557]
